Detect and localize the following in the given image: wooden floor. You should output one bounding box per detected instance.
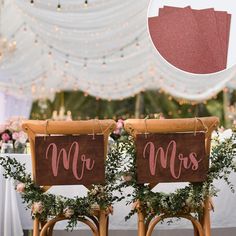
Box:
[24,228,236,236]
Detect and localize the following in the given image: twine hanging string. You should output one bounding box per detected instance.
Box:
[194,117,209,136]
[44,119,51,140]
[92,119,96,140]
[144,117,149,139]
[92,119,114,139]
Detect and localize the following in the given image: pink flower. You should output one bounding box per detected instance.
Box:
[159,114,165,119]
[114,119,124,135]
[116,119,124,129]
[122,174,132,182]
[1,133,10,142]
[218,126,225,133]
[12,132,20,140]
[16,183,25,193]
[31,202,44,214]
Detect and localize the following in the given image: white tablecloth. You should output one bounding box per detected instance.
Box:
[0,154,236,236]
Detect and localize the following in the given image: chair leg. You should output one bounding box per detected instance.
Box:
[99,210,108,236]
[33,218,40,236]
[47,222,56,236]
[193,224,199,236]
[202,198,211,236]
[106,216,109,236]
[137,210,146,236]
[193,212,203,236]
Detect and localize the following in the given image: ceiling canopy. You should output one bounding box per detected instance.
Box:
[0,0,235,102]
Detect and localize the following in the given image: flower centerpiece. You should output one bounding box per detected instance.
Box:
[0,116,28,153]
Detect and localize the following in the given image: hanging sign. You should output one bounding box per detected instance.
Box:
[35,134,105,185]
[136,132,207,183]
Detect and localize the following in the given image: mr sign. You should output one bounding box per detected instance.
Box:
[136,132,207,183]
[35,134,105,185]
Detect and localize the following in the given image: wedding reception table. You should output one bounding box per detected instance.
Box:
[1,154,236,236]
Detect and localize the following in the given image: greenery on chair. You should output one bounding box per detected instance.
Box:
[115,129,236,220]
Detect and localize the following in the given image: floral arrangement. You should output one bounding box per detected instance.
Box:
[115,127,236,220]
[0,116,28,153]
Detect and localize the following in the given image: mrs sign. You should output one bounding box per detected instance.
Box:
[136,132,207,183]
[35,134,105,185]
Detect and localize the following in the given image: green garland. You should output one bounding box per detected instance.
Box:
[115,129,236,220]
[0,139,123,230]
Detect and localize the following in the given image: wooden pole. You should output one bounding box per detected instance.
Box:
[202,197,211,236]
[33,218,39,236]
[124,117,219,137]
[137,210,145,236]
[99,211,108,236]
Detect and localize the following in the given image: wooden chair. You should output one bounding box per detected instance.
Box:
[124,117,219,236]
[22,119,116,236]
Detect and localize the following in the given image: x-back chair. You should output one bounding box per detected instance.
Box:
[22,119,116,236]
[124,117,219,236]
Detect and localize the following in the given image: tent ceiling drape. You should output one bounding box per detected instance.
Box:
[0,0,236,102]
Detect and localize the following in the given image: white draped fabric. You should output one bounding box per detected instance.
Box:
[0,0,236,102]
[0,165,24,236]
[0,92,32,122]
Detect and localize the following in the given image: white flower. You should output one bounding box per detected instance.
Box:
[232,160,236,169]
[63,208,74,218]
[185,197,193,206]
[211,129,234,149]
[219,129,233,142]
[18,131,28,144]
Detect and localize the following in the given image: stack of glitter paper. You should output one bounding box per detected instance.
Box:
[148,6,231,74]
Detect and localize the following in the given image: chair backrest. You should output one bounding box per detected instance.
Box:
[22,119,116,191]
[124,117,219,187]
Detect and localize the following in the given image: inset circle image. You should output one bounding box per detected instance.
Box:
[147,0,236,74]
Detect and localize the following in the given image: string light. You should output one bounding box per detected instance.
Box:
[57,1,61,11]
[65,60,69,67]
[83,58,87,68]
[120,48,124,58]
[135,37,140,47]
[102,56,106,66]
